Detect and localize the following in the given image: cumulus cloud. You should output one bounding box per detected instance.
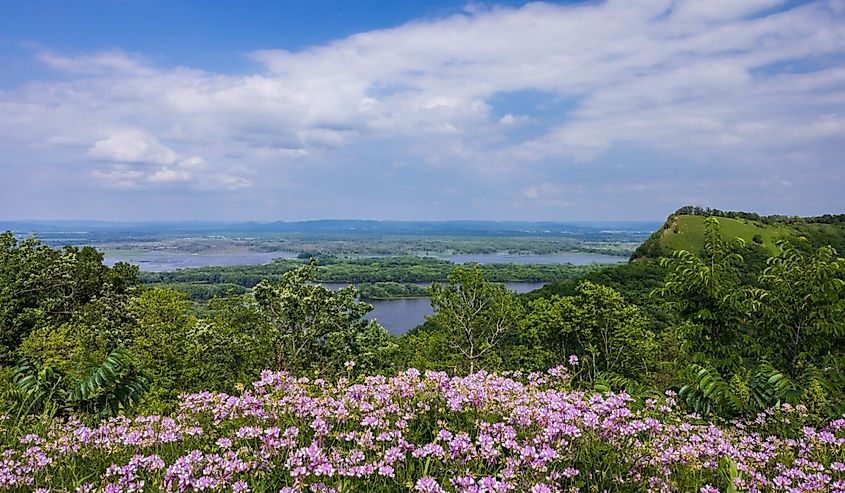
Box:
[85,130,234,189]
[1,0,844,218]
[87,129,179,165]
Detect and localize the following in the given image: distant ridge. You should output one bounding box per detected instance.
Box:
[1,219,662,237]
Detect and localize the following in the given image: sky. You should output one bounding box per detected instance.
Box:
[1,0,844,222]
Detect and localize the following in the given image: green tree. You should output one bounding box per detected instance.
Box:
[427,265,522,374]
[253,261,395,375]
[0,232,137,363]
[125,288,197,411]
[748,241,845,374]
[522,281,657,383]
[654,218,749,370]
[653,221,845,418]
[393,320,461,372]
[188,294,272,391]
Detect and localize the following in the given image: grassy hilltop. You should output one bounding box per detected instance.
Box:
[632,208,845,260]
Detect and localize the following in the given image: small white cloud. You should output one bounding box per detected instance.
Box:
[148,168,192,183]
[209,174,253,190]
[87,129,178,166]
[296,128,355,148]
[277,148,310,158]
[498,113,534,126]
[177,156,207,169]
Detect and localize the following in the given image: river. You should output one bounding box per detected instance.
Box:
[361,282,548,336]
[321,281,547,335]
[103,251,299,271]
[103,251,624,335]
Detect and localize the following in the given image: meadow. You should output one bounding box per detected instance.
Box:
[2,364,844,493]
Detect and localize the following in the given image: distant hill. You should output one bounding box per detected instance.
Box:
[632,207,845,260]
[0,219,661,239]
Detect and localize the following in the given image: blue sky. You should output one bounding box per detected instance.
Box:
[1,0,844,221]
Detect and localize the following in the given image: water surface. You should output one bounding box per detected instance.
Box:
[103,251,297,272]
[361,282,548,336]
[104,251,626,272]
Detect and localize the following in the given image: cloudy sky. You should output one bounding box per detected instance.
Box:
[1,0,844,221]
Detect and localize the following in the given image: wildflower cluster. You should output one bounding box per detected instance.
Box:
[1,365,843,492]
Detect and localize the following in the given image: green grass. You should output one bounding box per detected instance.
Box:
[657,215,795,255]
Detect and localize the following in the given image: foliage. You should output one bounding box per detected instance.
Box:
[674,205,845,226]
[253,261,396,375]
[141,256,605,299]
[146,282,248,301]
[748,240,845,374]
[654,217,750,369]
[427,265,522,374]
[524,259,674,333]
[521,281,658,383]
[393,320,462,372]
[9,348,149,418]
[358,281,428,299]
[124,288,198,411]
[0,231,138,364]
[656,219,845,418]
[184,294,271,393]
[678,362,833,421]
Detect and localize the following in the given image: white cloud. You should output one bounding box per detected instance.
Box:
[177,156,207,170]
[148,168,192,183]
[498,113,534,126]
[208,174,253,190]
[91,168,145,188]
[87,129,178,165]
[84,130,246,189]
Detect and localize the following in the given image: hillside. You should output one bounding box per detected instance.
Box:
[529,208,845,333]
[631,208,845,260]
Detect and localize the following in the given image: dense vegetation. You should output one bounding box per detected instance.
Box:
[140,256,608,301]
[1,209,844,492]
[357,282,429,300]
